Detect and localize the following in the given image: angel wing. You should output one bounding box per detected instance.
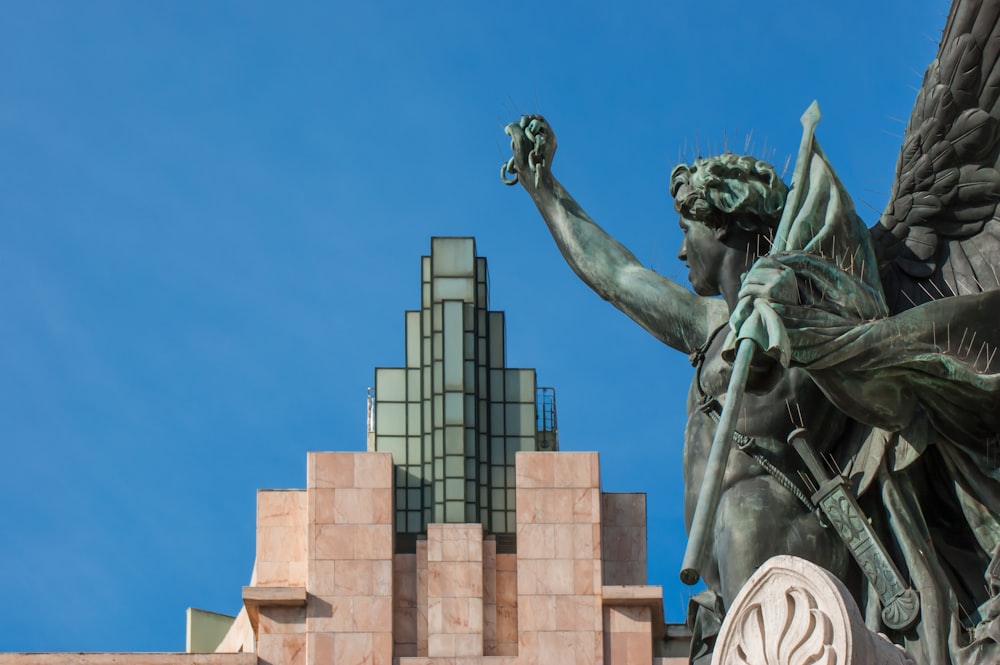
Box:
[872,0,1000,313]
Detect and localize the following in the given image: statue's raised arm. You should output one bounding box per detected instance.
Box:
[503,115,726,355]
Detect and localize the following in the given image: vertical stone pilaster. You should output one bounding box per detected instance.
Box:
[516,452,604,665]
[426,523,485,657]
[253,490,308,665]
[306,452,394,665]
[601,493,647,586]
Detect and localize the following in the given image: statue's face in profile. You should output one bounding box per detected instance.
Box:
[677,216,727,296]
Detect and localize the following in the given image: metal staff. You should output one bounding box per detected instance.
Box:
[679,102,822,585]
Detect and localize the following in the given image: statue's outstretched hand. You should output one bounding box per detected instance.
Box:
[502,115,557,190]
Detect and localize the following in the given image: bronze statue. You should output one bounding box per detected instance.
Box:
[502,1,1000,662]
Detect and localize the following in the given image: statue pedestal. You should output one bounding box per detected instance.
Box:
[712,555,914,665]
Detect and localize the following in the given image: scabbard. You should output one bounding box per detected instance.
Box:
[788,427,920,631]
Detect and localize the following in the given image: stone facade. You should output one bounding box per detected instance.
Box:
[224,449,681,665]
[1,450,684,665]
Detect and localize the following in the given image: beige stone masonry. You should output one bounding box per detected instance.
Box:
[0,657,256,665]
[426,524,485,657]
[255,490,307,588]
[516,452,604,665]
[306,452,394,665]
[601,494,647,587]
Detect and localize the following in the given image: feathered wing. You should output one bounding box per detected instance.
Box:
[872,0,1000,313]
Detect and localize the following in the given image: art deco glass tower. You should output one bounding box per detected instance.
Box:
[370,238,557,548]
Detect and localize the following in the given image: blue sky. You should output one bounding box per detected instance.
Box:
[1,0,944,652]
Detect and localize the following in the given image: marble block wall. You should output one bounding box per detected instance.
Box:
[218,450,683,665]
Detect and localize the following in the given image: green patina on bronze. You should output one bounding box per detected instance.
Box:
[501,1,1000,662]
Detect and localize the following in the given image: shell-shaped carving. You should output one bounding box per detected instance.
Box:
[881,589,920,631]
[729,588,836,665]
[712,556,916,665]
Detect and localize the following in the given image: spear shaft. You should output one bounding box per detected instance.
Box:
[679,336,756,585]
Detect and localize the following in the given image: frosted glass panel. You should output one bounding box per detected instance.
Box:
[406,313,421,367]
[443,301,463,390]
[445,392,463,425]
[431,238,475,276]
[407,370,420,398]
[376,403,405,435]
[505,369,535,403]
[434,277,474,301]
[376,368,406,401]
[377,437,405,464]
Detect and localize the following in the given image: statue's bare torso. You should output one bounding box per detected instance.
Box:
[684,328,853,603]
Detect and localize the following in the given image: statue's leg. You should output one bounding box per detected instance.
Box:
[713,474,856,607]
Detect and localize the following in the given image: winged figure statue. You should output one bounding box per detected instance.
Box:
[502,1,1000,663]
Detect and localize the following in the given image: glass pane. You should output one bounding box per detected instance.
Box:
[491,439,505,465]
[407,438,423,465]
[488,312,505,367]
[434,277,474,301]
[445,501,464,522]
[505,369,535,403]
[505,404,535,436]
[490,404,505,434]
[464,303,475,331]
[406,312,421,368]
[407,511,423,533]
[445,455,464,477]
[490,370,503,399]
[464,395,475,424]
[407,404,421,434]
[445,426,463,455]
[445,478,463,499]
[443,302,463,390]
[376,403,405,435]
[445,392,463,425]
[431,238,475,276]
[376,368,406,402]
[377,436,405,464]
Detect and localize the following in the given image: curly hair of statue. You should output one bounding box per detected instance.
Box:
[669,154,788,234]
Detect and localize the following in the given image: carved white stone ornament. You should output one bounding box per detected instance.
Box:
[712,556,915,665]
